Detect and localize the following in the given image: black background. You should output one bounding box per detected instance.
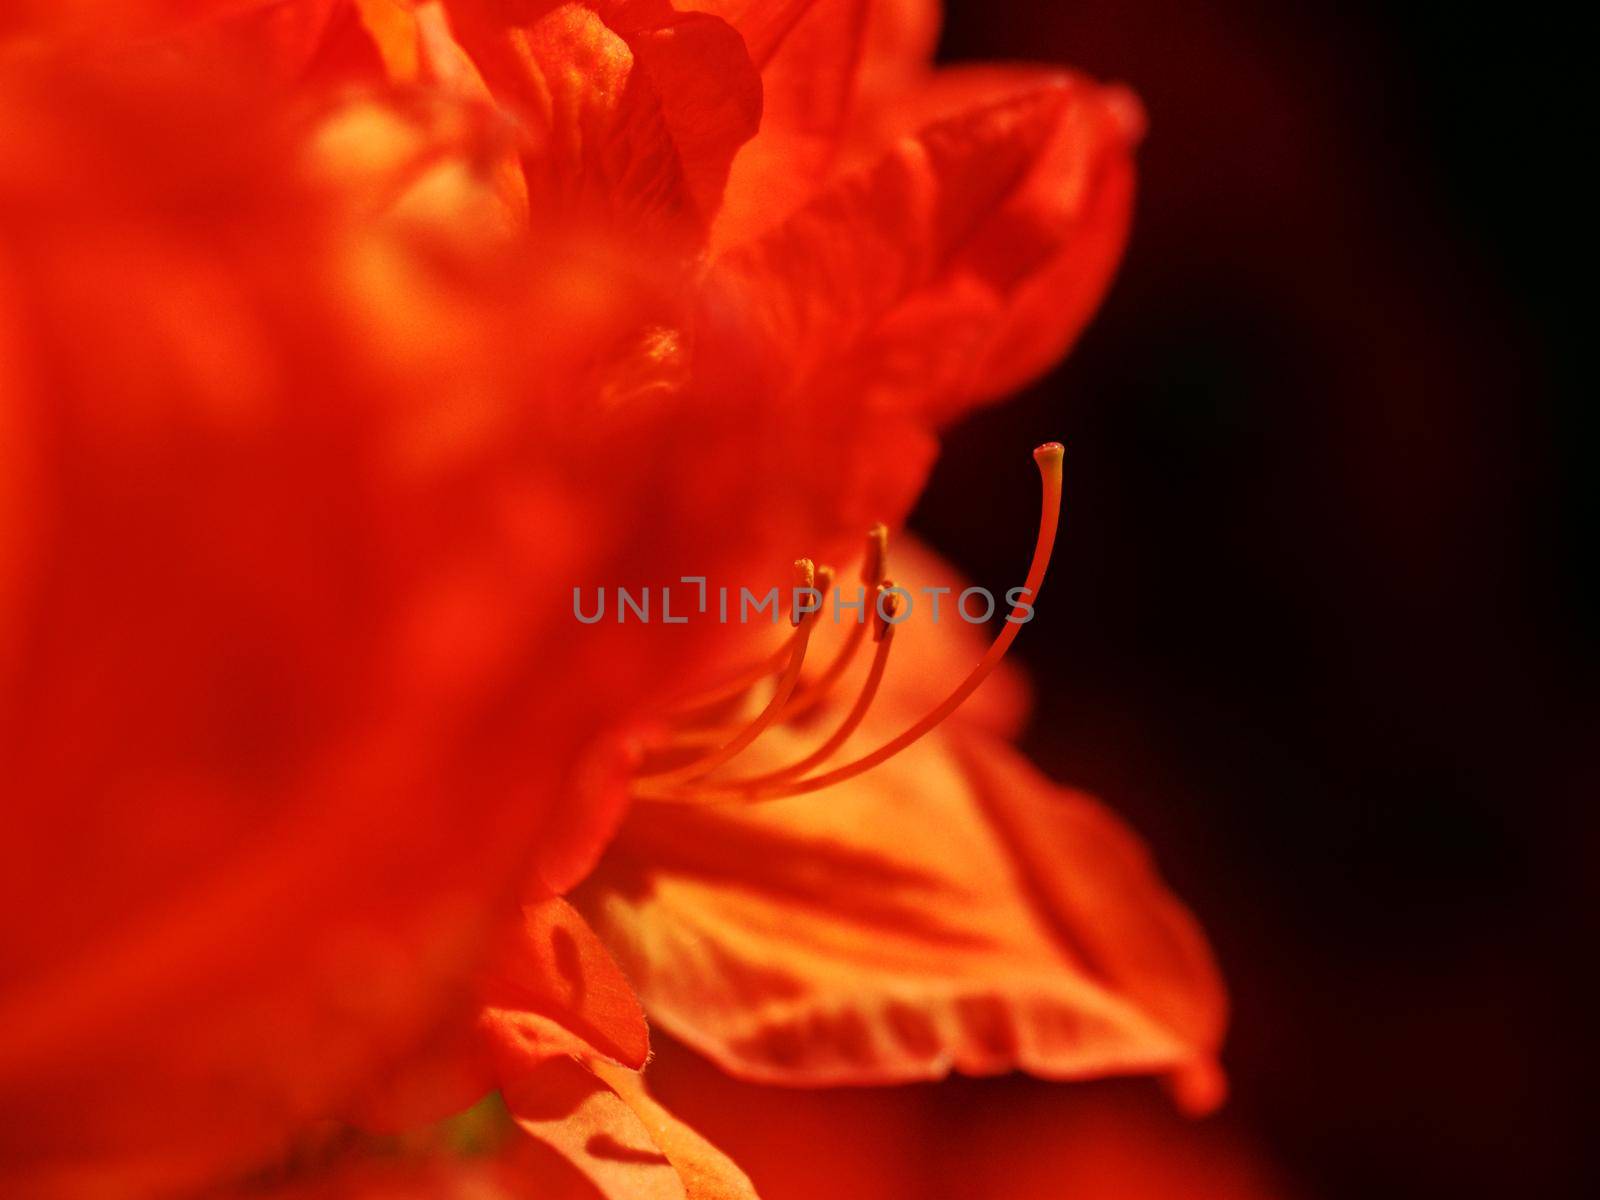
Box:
[914,2,1587,1197]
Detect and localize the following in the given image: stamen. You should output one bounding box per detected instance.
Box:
[642,444,1063,804]
[776,525,890,721]
[664,557,840,720]
[709,583,899,789]
[660,527,882,745]
[861,523,889,587]
[789,558,819,627]
[635,560,819,784]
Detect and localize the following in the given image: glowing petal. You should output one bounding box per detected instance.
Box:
[576,727,1225,1103]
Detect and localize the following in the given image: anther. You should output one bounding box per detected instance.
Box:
[861,523,888,585]
[790,558,817,627]
[772,532,884,723]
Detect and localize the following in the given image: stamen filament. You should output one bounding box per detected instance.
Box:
[776,525,889,720]
[644,444,1063,804]
[725,619,895,788]
[778,618,867,722]
[671,527,887,727]
[636,560,819,784]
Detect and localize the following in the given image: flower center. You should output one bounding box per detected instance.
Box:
[631,443,1065,806]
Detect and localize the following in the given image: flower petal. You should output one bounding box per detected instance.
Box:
[0,54,636,1188]
[3,2,339,67]
[700,0,868,251]
[698,0,946,251]
[534,734,641,894]
[444,0,762,249]
[486,897,653,1071]
[851,64,1146,409]
[857,0,940,97]
[704,74,1138,422]
[504,1055,759,1199]
[349,896,649,1133]
[575,727,1225,1103]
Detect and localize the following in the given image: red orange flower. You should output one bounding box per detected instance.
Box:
[1,2,1222,1195]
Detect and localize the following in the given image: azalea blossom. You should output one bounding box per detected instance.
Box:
[0,2,1224,1195]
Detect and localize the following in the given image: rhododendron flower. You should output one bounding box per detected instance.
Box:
[0,2,1225,1195]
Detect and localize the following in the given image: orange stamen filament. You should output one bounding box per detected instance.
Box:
[774,605,867,721]
[635,562,819,784]
[663,526,886,730]
[637,444,1063,805]
[773,527,886,721]
[718,622,895,788]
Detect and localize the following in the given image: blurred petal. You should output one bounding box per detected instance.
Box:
[2,1,354,78]
[857,0,940,95]
[576,728,1225,1099]
[346,1002,501,1135]
[352,897,650,1132]
[0,54,617,1189]
[535,735,642,894]
[304,87,529,257]
[352,0,424,80]
[0,1,306,38]
[640,1041,1283,1200]
[962,1087,1290,1200]
[229,1102,600,1199]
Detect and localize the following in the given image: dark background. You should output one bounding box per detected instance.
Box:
[912,2,1587,1197]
